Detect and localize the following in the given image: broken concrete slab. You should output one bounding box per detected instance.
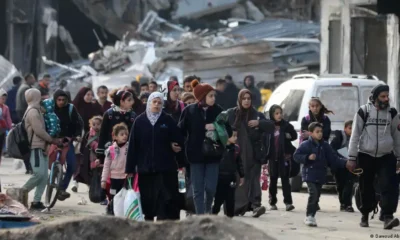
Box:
[0,215,275,240]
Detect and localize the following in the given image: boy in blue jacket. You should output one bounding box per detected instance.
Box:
[294,122,355,227]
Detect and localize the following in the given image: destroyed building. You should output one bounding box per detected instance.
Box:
[0,0,323,75]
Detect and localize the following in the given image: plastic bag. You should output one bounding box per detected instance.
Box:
[89,168,105,203]
[123,175,144,221]
[113,187,127,217]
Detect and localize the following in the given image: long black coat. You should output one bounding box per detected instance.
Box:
[267,120,297,178]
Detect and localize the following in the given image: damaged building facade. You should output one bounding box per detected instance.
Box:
[0,0,322,75]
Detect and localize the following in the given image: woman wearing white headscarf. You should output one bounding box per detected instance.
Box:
[125,92,184,221]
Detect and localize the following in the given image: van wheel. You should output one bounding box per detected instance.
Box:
[290,176,303,192]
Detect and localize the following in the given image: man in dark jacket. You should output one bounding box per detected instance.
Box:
[348,84,400,229]
[243,75,262,109]
[16,73,36,120]
[330,120,355,213]
[6,76,22,123]
[53,89,83,200]
[217,75,239,110]
[36,73,51,100]
[294,122,353,227]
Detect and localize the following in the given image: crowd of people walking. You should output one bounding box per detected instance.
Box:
[2,73,400,230]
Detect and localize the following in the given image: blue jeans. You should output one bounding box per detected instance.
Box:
[190,163,219,214]
[62,143,76,191]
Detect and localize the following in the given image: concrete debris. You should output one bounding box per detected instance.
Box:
[137,10,188,43]
[245,1,265,21]
[0,55,21,91]
[231,4,248,19]
[173,0,239,19]
[1,216,275,240]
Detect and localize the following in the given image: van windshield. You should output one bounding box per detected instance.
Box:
[317,86,359,122]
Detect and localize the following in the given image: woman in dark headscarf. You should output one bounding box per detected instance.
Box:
[71,87,104,191]
[267,104,297,212]
[163,80,185,123]
[225,89,274,218]
[72,87,103,133]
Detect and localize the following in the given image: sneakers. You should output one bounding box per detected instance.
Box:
[25,170,33,175]
[384,217,400,230]
[270,205,278,210]
[252,206,266,218]
[100,199,109,206]
[286,204,295,211]
[360,215,369,228]
[30,202,46,211]
[304,216,317,227]
[57,191,71,201]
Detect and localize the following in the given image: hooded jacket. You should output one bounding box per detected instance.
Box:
[348,102,400,159]
[24,89,53,150]
[53,89,83,138]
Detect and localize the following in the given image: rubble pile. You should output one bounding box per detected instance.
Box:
[0,216,275,240]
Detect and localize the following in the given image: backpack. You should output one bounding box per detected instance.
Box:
[6,108,40,159]
[359,104,397,131]
[299,114,328,144]
[106,109,136,123]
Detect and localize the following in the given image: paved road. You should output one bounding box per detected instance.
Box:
[1,157,400,239]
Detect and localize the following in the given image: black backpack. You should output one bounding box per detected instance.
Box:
[6,108,39,159]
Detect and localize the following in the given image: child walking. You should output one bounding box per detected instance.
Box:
[294,122,355,227]
[212,131,244,218]
[101,123,129,215]
[87,116,102,170]
[330,120,355,212]
[300,98,333,142]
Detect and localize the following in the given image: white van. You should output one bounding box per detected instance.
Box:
[263,74,385,191]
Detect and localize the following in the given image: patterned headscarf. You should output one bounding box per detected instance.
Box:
[146,92,164,126]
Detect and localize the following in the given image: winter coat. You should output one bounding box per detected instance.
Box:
[53,90,83,138]
[96,106,137,161]
[348,103,400,159]
[87,128,100,168]
[300,112,331,142]
[267,120,297,178]
[294,137,347,184]
[6,85,19,123]
[125,112,184,174]
[219,144,244,178]
[218,83,239,110]
[16,83,32,120]
[24,89,53,150]
[102,142,128,182]
[164,101,185,123]
[178,103,232,164]
[225,107,274,173]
